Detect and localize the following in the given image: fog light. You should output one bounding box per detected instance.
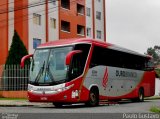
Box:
[64,95,67,99]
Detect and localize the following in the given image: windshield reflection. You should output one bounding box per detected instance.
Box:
[29,46,73,85]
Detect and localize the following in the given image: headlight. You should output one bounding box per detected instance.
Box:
[55,84,74,92]
[28,85,34,91]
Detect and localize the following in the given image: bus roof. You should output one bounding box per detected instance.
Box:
[37,38,150,58]
[38,38,110,48]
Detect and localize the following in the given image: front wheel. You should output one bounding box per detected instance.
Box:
[85,88,99,107]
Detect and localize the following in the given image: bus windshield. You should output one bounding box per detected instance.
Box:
[29,46,73,85]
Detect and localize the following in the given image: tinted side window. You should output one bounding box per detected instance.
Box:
[90,46,147,70]
[90,46,119,68]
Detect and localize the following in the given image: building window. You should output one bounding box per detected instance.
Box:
[77,4,85,15]
[77,25,85,36]
[86,7,91,17]
[96,11,101,20]
[61,0,70,10]
[33,38,41,49]
[97,30,101,39]
[33,13,41,25]
[87,27,91,37]
[61,20,70,32]
[50,18,56,29]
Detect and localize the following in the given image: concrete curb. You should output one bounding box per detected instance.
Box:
[0,100,52,107]
[0,105,34,107]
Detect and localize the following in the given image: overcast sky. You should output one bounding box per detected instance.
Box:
[106,0,160,54]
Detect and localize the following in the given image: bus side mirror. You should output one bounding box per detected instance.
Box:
[20,54,33,68]
[65,50,82,65]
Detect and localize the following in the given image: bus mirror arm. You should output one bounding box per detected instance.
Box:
[65,50,82,65]
[20,54,33,68]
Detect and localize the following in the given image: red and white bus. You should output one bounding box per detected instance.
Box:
[21,38,155,107]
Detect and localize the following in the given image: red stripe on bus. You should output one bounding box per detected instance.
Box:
[102,67,108,89]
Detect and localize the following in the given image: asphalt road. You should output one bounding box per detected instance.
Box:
[0,100,160,119]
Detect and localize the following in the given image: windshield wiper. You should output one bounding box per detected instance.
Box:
[35,61,45,83]
[31,58,35,71]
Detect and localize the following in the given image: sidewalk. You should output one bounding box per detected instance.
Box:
[0,99,52,107]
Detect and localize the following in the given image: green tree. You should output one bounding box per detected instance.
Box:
[146,46,160,78]
[4,30,30,91]
[155,68,160,78]
[5,30,30,65]
[146,46,160,65]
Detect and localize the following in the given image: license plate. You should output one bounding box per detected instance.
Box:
[41,97,48,101]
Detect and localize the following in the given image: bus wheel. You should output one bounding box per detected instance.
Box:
[86,88,99,107]
[53,103,63,108]
[132,88,144,102]
[138,88,144,102]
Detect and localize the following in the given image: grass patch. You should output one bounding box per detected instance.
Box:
[0,98,27,100]
[145,96,160,100]
[150,106,160,113]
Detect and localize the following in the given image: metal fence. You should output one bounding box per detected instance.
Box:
[0,65,29,91]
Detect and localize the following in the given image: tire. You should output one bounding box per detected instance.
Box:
[131,88,144,102]
[53,103,63,108]
[138,88,144,102]
[86,88,99,107]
